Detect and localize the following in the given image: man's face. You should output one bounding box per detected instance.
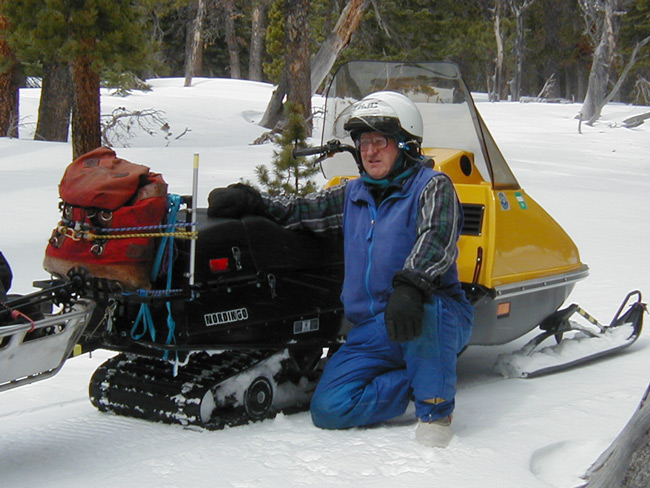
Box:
[358,132,399,180]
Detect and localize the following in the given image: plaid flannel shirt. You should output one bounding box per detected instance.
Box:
[261,172,461,295]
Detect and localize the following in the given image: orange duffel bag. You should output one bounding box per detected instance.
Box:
[44,147,168,290]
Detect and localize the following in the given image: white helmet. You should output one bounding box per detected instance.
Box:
[343,91,423,143]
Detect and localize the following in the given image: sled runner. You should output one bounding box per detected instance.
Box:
[0,296,95,393]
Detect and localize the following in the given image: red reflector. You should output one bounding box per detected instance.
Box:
[209,258,229,273]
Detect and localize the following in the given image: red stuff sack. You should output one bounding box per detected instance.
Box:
[44,147,168,290]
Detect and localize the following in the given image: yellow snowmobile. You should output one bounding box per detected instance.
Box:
[0,61,644,428]
[298,60,645,377]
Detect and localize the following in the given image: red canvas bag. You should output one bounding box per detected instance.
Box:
[44,147,168,290]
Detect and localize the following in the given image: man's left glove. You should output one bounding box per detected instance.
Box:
[384,282,425,343]
[207,183,266,218]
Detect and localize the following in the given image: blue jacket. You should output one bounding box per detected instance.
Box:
[341,166,466,324]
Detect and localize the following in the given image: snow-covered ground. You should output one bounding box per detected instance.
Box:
[1,78,648,488]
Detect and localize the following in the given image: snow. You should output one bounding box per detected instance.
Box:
[1,77,649,488]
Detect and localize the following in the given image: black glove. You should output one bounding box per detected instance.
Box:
[384,283,425,343]
[207,183,266,218]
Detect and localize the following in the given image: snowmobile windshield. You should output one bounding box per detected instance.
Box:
[320,61,519,189]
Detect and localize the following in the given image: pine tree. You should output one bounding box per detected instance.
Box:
[264,0,286,83]
[3,0,156,156]
[525,0,588,101]
[341,0,495,92]
[0,12,19,138]
[255,102,319,196]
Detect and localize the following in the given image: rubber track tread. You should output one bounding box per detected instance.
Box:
[89,350,275,428]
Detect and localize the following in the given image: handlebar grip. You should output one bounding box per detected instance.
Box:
[292,146,328,157]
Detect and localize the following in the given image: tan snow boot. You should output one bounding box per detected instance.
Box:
[415,416,453,448]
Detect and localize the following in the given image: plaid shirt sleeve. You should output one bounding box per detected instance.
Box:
[395,173,462,294]
[261,182,346,236]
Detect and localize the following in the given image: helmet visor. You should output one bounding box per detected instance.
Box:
[344,115,401,140]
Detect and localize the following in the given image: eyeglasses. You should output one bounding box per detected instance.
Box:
[358,134,389,151]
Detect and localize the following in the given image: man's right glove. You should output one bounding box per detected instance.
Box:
[207,183,266,218]
[384,282,425,343]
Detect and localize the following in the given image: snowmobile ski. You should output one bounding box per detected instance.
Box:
[89,347,322,429]
[495,291,646,378]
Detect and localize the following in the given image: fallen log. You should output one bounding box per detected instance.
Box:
[622,112,650,128]
[581,381,650,488]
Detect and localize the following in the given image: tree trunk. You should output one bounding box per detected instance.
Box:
[582,382,650,488]
[310,0,367,93]
[71,54,101,159]
[259,74,288,130]
[260,0,366,130]
[509,0,536,102]
[0,15,19,138]
[35,62,73,142]
[491,0,506,101]
[184,0,206,87]
[581,34,611,123]
[285,0,311,127]
[248,0,268,81]
[580,0,622,124]
[577,64,587,102]
[600,35,650,107]
[223,0,241,79]
[512,9,523,101]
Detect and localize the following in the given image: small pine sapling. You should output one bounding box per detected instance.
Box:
[256,102,319,197]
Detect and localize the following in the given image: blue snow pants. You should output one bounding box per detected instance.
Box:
[310,293,473,429]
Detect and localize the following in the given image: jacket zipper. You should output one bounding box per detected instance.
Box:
[362,190,411,318]
[365,206,377,316]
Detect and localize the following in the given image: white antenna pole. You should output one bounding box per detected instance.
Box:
[189,153,199,287]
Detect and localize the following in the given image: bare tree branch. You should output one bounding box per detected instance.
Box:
[632,75,650,105]
[101,107,176,147]
[310,0,368,93]
[600,35,650,109]
[369,0,390,38]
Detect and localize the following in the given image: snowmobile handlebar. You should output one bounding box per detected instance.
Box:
[292,140,356,163]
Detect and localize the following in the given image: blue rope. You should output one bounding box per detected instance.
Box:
[128,288,185,298]
[130,302,156,341]
[151,194,182,281]
[131,194,183,358]
[95,222,195,234]
[60,219,195,233]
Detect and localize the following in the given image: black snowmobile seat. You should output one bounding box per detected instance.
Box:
[189,210,343,284]
[240,215,343,272]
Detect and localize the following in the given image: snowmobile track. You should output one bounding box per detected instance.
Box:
[90,350,277,429]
